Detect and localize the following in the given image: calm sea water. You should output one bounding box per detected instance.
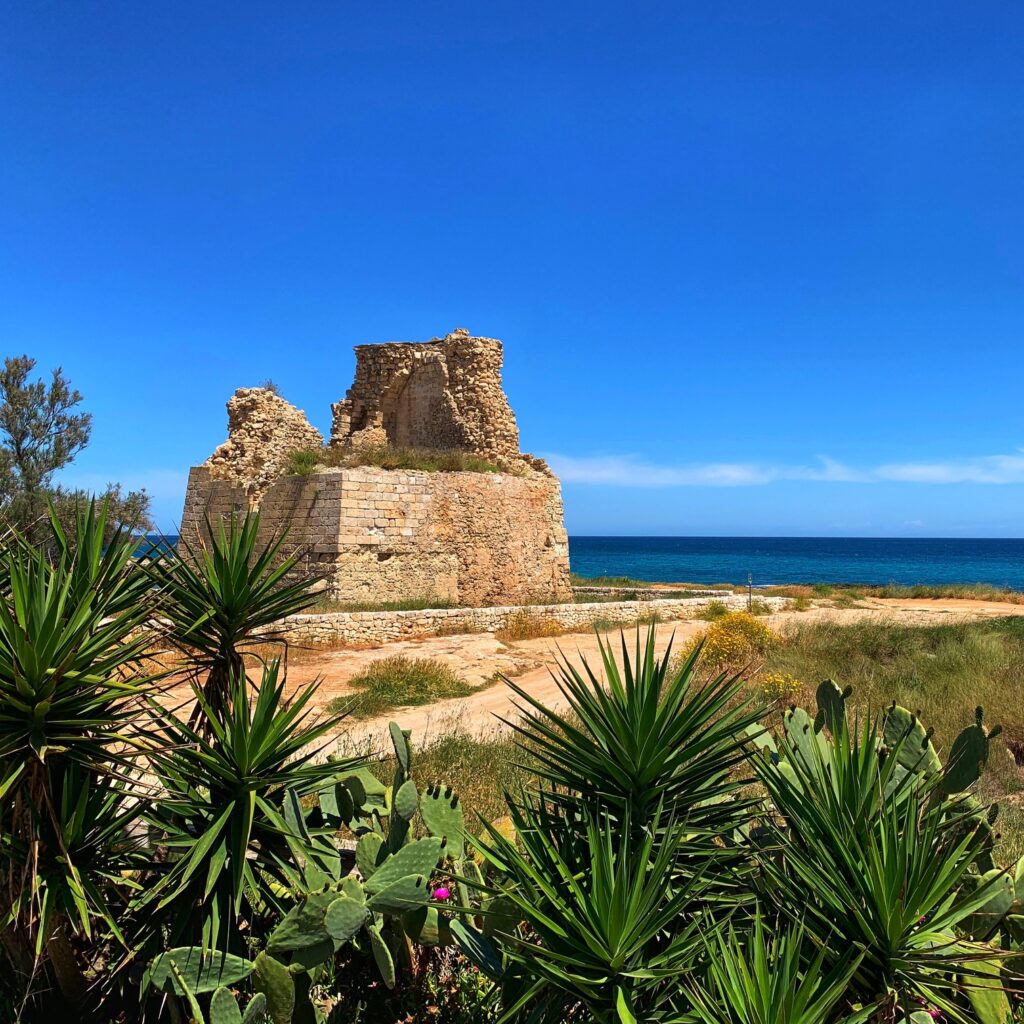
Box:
[148,534,1024,591]
[569,537,1024,591]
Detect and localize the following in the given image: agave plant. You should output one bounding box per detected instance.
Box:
[752,708,1011,1023]
[470,797,709,1024]
[684,915,867,1024]
[502,628,762,892]
[140,662,359,950]
[0,502,158,1005]
[149,511,322,722]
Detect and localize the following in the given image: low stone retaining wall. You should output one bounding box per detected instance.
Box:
[572,586,734,601]
[281,594,791,647]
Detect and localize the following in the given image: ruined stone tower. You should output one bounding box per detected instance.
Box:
[179,329,572,607]
[331,328,522,464]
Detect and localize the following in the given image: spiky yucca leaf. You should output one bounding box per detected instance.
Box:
[684,915,868,1024]
[470,797,710,1024]
[754,713,1011,1023]
[149,511,322,720]
[0,503,157,951]
[502,628,762,893]
[141,661,360,949]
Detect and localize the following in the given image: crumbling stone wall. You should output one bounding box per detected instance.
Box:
[180,465,572,606]
[203,388,323,504]
[330,328,525,467]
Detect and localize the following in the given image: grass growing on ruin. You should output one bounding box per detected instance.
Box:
[285,443,511,476]
[310,595,460,613]
[327,655,480,720]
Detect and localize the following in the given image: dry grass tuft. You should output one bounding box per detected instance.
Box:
[327,655,478,720]
[495,612,568,643]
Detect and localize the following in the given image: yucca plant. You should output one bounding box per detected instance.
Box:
[502,629,762,890]
[150,512,322,722]
[471,797,709,1024]
[684,915,867,1024]
[0,502,158,1006]
[753,712,1010,1023]
[140,661,359,950]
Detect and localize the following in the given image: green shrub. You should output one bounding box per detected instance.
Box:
[682,611,779,669]
[698,599,730,621]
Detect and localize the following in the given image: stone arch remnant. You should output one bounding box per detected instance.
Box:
[330,328,522,464]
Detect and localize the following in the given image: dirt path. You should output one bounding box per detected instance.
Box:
[266,596,1024,754]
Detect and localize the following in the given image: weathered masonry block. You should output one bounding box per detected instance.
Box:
[180,464,571,606]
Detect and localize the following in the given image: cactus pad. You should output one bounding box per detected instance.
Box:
[421,784,466,859]
[366,873,431,914]
[394,779,419,821]
[882,703,942,776]
[404,905,452,946]
[241,993,268,1024]
[783,705,828,767]
[325,894,369,942]
[945,707,1000,795]
[266,891,334,957]
[210,987,244,1024]
[364,836,444,892]
[389,722,412,773]
[356,832,386,880]
[148,947,254,995]
[253,953,295,1024]
[368,925,396,988]
[813,679,851,735]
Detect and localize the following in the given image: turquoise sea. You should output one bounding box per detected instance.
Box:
[568,537,1024,591]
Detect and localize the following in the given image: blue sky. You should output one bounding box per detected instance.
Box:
[3,2,1024,536]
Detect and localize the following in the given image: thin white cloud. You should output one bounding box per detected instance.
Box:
[544,451,1024,488]
[877,453,1024,484]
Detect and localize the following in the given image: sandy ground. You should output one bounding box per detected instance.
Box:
[197,595,1020,755]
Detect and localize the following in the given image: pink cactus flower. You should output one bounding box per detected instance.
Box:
[431,886,451,901]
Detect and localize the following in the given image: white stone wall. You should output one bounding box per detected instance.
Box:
[279,594,790,647]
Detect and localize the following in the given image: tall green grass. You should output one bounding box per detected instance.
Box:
[764,617,1024,807]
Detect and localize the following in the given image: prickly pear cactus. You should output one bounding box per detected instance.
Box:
[882,702,943,776]
[421,783,466,860]
[813,678,852,735]
[264,721,478,990]
[945,707,1002,795]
